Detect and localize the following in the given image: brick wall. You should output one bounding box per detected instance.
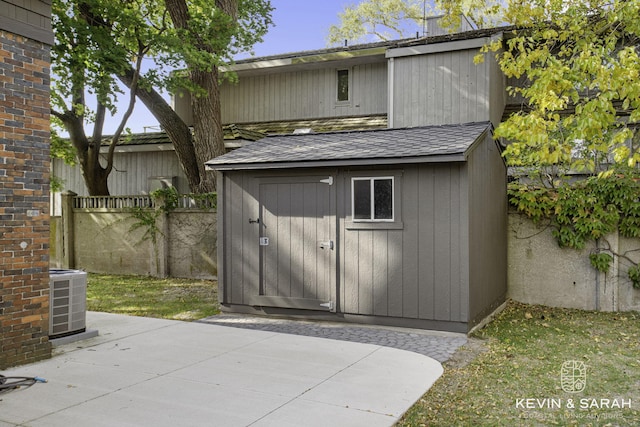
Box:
[0,30,51,368]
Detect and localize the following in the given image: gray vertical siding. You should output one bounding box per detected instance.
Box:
[52,150,190,197]
[466,134,507,324]
[391,49,491,128]
[338,164,468,324]
[0,0,53,44]
[220,171,337,308]
[222,172,260,305]
[489,48,507,127]
[215,62,387,124]
[218,137,506,331]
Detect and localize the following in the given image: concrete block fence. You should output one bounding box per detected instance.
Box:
[50,192,217,280]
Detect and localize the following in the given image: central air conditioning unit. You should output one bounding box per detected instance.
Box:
[49,269,88,339]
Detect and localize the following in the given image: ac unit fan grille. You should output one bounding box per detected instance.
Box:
[49,270,87,339]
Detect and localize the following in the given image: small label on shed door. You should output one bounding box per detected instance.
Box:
[259,237,269,246]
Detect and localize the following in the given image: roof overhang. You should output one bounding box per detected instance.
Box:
[386,35,497,58]
[208,154,468,171]
[226,46,389,75]
[226,27,507,76]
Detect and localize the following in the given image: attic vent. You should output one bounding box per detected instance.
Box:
[293,128,312,134]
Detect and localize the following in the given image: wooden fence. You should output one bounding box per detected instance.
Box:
[72,194,217,210]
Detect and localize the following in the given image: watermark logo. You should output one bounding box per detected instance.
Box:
[515,360,632,421]
[561,360,587,393]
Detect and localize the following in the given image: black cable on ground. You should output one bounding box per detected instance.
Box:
[0,374,47,394]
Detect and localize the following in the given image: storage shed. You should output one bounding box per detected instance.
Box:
[206,122,507,333]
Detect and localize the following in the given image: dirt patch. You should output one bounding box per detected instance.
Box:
[443,336,490,370]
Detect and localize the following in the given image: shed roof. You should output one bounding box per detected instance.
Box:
[207,122,492,171]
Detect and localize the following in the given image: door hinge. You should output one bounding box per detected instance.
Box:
[320,301,334,311]
[319,177,333,185]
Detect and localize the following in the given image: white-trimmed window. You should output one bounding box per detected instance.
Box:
[337,69,349,102]
[352,177,394,221]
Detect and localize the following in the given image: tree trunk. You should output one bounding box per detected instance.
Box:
[164,0,236,192]
[190,67,225,193]
[58,110,111,196]
[118,68,202,192]
[82,136,110,196]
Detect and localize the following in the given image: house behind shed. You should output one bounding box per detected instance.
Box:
[207,122,506,333]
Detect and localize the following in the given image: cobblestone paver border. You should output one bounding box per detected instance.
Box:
[199,314,467,362]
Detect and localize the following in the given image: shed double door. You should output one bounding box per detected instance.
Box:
[251,176,336,311]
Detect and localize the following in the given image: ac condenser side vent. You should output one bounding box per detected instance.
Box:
[49,269,87,339]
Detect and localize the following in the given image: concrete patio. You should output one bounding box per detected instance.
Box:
[1,312,444,426]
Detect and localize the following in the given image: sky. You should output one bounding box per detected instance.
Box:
[102,0,357,135]
[239,0,350,59]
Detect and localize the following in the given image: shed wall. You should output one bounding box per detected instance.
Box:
[338,164,469,326]
[466,134,508,325]
[218,163,478,331]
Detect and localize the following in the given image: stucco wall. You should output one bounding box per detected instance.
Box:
[50,216,63,268]
[616,236,640,311]
[168,210,217,279]
[508,213,640,312]
[51,209,217,279]
[74,211,155,276]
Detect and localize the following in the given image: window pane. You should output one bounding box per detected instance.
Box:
[353,179,371,219]
[374,179,393,219]
[337,69,349,101]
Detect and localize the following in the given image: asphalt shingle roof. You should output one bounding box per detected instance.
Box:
[206,122,492,170]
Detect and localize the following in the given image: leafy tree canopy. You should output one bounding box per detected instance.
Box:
[327,0,426,44]
[51,0,273,195]
[448,0,640,177]
[327,0,503,45]
[53,0,272,117]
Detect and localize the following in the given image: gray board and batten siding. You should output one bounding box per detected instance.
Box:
[219,61,388,124]
[388,34,506,129]
[0,0,53,44]
[175,29,506,130]
[207,122,507,333]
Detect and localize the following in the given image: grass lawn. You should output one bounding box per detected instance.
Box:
[399,302,640,426]
[86,274,219,321]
